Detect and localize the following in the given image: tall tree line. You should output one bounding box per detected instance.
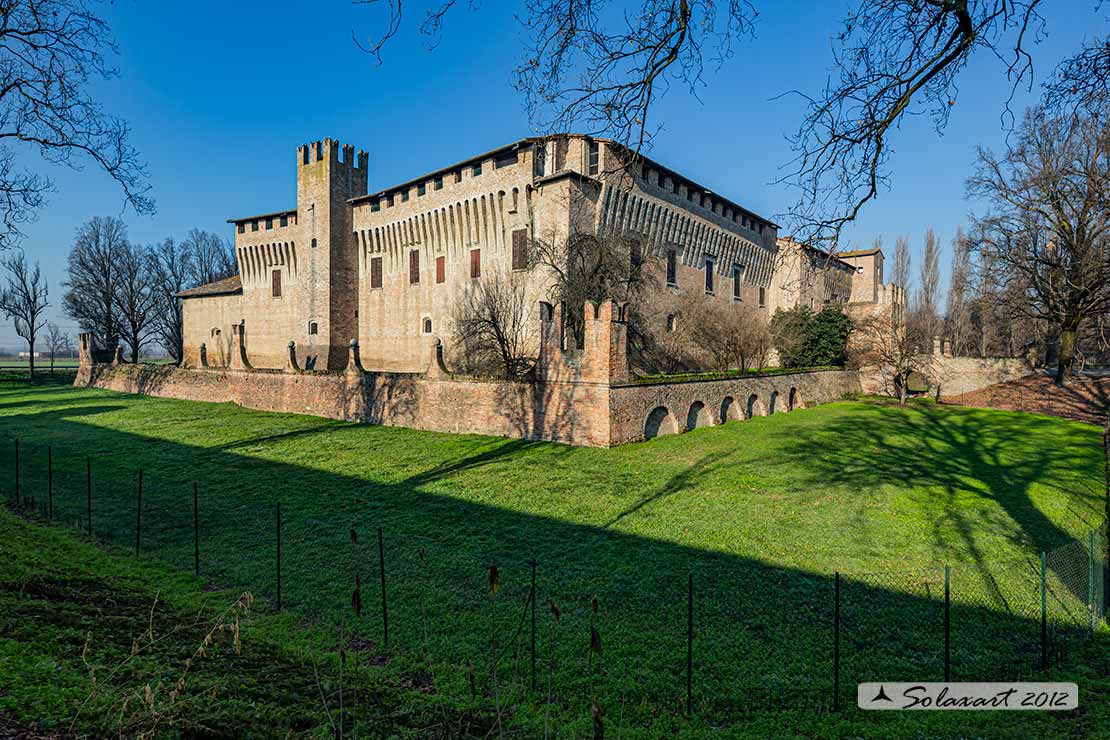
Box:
[62,218,235,362]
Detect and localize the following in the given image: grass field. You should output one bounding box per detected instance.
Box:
[1,376,1108,737]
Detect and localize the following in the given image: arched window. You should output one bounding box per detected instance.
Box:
[308,322,318,336]
[422,318,432,334]
[666,314,676,332]
[311,238,318,249]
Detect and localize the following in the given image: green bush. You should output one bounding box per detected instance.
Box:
[771,306,851,368]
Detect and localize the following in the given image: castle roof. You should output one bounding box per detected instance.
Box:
[226,208,297,225]
[837,247,883,259]
[177,274,242,299]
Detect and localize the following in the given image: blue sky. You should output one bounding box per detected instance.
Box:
[1,0,1099,346]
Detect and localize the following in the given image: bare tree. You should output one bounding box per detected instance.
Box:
[147,237,193,362]
[850,311,933,405]
[945,226,972,355]
[63,216,126,352]
[45,321,69,371]
[0,251,48,376]
[916,227,941,343]
[114,241,157,362]
[968,106,1110,385]
[892,235,911,290]
[685,297,770,371]
[452,268,536,378]
[0,0,153,249]
[185,229,236,286]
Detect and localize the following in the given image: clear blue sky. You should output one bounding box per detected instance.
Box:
[1,0,1098,346]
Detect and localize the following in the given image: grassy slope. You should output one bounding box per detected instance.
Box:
[1,376,1108,737]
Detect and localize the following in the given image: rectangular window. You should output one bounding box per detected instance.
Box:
[588,141,599,175]
[237,223,245,234]
[371,200,381,212]
[495,151,517,169]
[454,169,463,183]
[385,196,393,208]
[511,229,529,270]
[732,264,743,300]
[436,255,445,283]
[666,249,677,286]
[434,176,443,190]
[280,215,288,227]
[630,239,642,269]
[705,259,715,294]
[758,286,766,307]
[555,139,569,171]
[271,269,282,297]
[418,183,426,197]
[265,218,273,230]
[402,190,410,202]
[472,163,483,177]
[671,179,679,195]
[251,221,258,232]
[370,257,383,288]
[470,248,481,279]
[409,250,420,284]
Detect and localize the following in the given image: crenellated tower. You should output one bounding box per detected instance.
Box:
[295,138,369,370]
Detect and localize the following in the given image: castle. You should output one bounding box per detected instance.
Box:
[78,135,968,447]
[177,135,902,375]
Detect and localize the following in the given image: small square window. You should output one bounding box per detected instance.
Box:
[418,183,426,196]
[402,190,409,202]
[251,221,259,232]
[280,215,288,227]
[472,163,482,177]
[434,176,443,190]
[371,200,381,212]
[265,218,273,230]
[237,223,245,234]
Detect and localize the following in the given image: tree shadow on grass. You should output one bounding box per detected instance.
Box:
[0,397,1102,731]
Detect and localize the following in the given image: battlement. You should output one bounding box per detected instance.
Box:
[297,138,369,170]
[538,299,629,384]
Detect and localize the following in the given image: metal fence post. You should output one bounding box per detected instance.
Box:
[276,502,282,610]
[944,565,951,682]
[47,446,52,521]
[1089,530,1096,634]
[834,572,841,713]
[135,469,143,555]
[193,482,200,577]
[686,572,694,717]
[85,456,92,537]
[378,526,388,649]
[1040,552,1048,671]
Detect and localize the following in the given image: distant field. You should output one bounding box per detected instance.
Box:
[0,377,1106,737]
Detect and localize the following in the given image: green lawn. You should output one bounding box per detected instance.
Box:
[0,376,1107,737]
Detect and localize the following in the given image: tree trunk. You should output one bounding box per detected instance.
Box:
[1055,324,1078,386]
[27,339,34,379]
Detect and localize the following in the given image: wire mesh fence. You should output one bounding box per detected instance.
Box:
[1,433,1106,724]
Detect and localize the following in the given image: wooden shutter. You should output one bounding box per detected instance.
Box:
[511,229,528,270]
[436,256,445,283]
[409,250,420,284]
[271,269,281,297]
[470,248,481,279]
[370,257,382,289]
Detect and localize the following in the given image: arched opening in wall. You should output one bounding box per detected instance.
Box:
[769,390,779,414]
[308,322,318,336]
[686,401,712,431]
[789,387,802,411]
[422,318,433,334]
[720,396,741,423]
[747,394,765,418]
[644,406,677,440]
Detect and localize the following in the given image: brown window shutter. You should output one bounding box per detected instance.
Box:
[470,248,481,278]
[436,256,445,283]
[666,250,677,285]
[511,229,528,270]
[410,250,420,284]
[370,257,382,289]
[271,269,281,297]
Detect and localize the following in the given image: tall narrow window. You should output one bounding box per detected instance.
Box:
[758,286,766,307]
[280,215,288,227]
[251,221,259,232]
[472,163,483,177]
[533,144,546,177]
[470,248,481,279]
[630,240,642,270]
[705,259,715,294]
[436,255,445,283]
[417,183,426,196]
[512,229,528,270]
[666,249,677,286]
[588,140,600,175]
[237,223,245,234]
[409,250,420,284]
[271,269,282,297]
[732,264,743,300]
[370,257,383,289]
[434,176,443,190]
[265,218,273,230]
[308,322,318,335]
[422,318,433,334]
